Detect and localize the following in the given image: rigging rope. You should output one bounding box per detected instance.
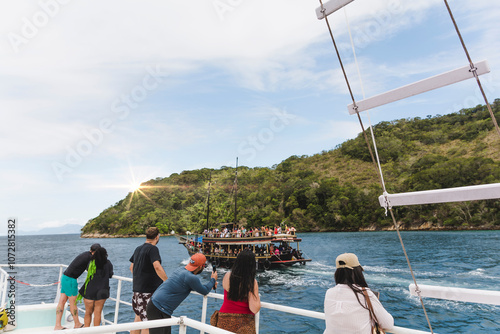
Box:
[318,0,384,190]
[319,1,435,332]
[443,0,500,139]
[343,7,387,193]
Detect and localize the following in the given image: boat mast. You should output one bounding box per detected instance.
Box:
[206,170,212,231]
[234,157,238,225]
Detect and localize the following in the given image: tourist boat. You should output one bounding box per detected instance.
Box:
[177,158,311,270]
[177,223,312,270]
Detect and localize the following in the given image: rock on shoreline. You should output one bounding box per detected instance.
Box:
[81,233,146,238]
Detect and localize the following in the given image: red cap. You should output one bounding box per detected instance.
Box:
[185,253,207,271]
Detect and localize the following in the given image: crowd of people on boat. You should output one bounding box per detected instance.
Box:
[185,238,305,262]
[203,224,296,238]
[55,226,393,334]
[209,243,302,258]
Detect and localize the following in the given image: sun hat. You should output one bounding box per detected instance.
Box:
[185,253,207,272]
[336,253,361,269]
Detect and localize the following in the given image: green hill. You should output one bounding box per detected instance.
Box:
[81,100,500,236]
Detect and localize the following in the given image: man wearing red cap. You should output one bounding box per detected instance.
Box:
[146,253,217,334]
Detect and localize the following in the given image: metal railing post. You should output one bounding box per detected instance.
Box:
[0,269,7,307]
[200,294,208,334]
[255,311,260,334]
[114,279,122,325]
[179,316,187,334]
[54,265,64,303]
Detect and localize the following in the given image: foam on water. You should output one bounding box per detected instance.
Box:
[458,268,500,280]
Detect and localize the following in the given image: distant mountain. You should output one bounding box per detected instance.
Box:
[83,101,500,235]
[19,224,83,236]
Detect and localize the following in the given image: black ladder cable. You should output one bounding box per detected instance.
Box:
[318,1,435,333]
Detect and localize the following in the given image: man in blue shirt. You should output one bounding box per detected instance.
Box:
[146,253,217,334]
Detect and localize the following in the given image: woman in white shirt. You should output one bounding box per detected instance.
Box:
[324,253,394,334]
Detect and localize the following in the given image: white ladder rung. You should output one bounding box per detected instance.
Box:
[409,284,500,305]
[348,60,490,114]
[379,183,500,207]
[316,0,354,19]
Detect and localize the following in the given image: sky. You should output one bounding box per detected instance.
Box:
[0,0,499,233]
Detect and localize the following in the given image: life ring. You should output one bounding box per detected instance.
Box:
[263,260,271,270]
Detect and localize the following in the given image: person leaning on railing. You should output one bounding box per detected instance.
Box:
[54,243,101,330]
[211,249,260,333]
[324,253,393,334]
[78,247,114,328]
[147,253,217,334]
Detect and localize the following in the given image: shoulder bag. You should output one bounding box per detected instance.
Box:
[362,288,386,334]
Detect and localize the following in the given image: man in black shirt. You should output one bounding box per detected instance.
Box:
[130,227,168,334]
[54,243,100,330]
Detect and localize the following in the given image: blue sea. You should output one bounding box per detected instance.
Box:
[2,231,500,333]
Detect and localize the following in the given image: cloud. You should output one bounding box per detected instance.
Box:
[318,120,361,143]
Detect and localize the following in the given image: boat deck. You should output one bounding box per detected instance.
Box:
[13,303,83,333]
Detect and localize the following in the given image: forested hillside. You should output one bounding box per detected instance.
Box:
[81,101,500,236]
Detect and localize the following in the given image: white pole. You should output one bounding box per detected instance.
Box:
[114,279,122,325]
[54,265,64,303]
[179,316,187,334]
[0,270,7,307]
[200,295,208,334]
[255,311,260,334]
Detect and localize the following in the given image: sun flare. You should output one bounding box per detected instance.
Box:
[130,182,142,192]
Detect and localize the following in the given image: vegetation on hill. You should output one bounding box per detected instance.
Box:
[81,100,500,236]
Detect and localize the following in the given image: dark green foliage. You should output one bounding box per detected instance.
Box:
[82,102,500,235]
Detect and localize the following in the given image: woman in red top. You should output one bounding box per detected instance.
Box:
[211,249,261,333]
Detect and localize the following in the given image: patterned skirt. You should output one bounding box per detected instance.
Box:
[210,310,256,334]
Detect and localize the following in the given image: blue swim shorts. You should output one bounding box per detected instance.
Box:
[60,274,78,297]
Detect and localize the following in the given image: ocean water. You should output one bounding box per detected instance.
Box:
[1,231,499,333]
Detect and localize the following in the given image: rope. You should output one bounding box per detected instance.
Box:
[443,0,500,138]
[319,1,434,332]
[318,0,385,190]
[15,279,59,287]
[343,7,388,193]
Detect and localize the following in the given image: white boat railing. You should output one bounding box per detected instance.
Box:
[0,266,9,308]
[12,263,497,334]
[410,284,500,306]
[35,316,235,334]
[0,264,134,327]
[104,274,133,326]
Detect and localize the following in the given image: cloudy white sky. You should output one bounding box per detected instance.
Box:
[1,0,498,233]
